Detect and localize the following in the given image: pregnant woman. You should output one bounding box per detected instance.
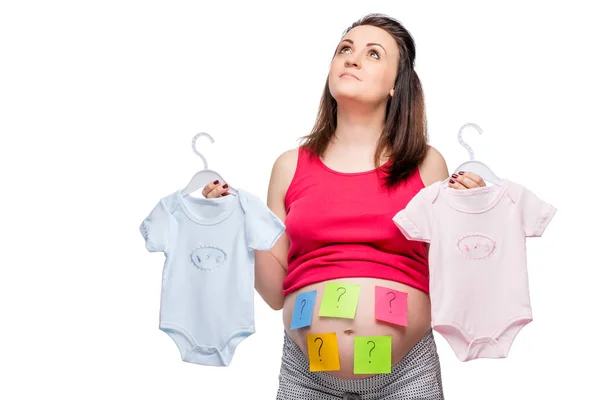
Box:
[202,13,487,400]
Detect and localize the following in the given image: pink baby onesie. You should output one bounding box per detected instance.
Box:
[393,178,556,361]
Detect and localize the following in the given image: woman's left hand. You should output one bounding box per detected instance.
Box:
[448,170,486,189]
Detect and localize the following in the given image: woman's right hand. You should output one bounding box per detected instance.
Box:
[201,180,230,198]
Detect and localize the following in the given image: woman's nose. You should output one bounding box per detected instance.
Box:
[345,57,359,68]
[344,54,360,68]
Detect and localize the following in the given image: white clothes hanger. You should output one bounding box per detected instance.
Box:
[453,123,502,185]
[180,132,237,197]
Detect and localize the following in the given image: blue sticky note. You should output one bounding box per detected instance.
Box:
[290,290,317,330]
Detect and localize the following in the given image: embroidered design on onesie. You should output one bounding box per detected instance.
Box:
[190,245,227,271]
[457,233,496,260]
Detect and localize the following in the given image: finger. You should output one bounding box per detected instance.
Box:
[219,184,230,196]
[457,171,486,187]
[452,173,479,189]
[448,176,468,190]
[208,183,230,198]
[204,185,225,198]
[202,180,223,198]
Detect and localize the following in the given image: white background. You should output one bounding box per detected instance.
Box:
[1,1,597,399]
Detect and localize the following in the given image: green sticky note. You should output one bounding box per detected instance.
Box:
[354,336,392,374]
[318,283,361,319]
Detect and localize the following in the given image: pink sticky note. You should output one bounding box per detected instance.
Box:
[375,286,408,326]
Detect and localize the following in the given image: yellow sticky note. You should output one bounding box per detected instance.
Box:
[307,333,340,372]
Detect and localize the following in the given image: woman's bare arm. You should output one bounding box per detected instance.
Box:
[418,145,450,253]
[253,149,298,310]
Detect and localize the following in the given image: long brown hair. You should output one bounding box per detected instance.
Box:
[299,13,428,189]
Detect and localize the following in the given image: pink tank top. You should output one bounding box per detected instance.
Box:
[282,146,429,296]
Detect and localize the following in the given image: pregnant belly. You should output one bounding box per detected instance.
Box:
[282,277,432,379]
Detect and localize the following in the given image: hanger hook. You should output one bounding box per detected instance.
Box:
[457,123,483,161]
[191,132,214,170]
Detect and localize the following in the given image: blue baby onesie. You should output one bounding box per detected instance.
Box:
[139,188,285,366]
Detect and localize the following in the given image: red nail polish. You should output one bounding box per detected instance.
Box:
[213,180,219,184]
[458,171,464,175]
[451,174,458,178]
[223,184,229,189]
[449,179,455,184]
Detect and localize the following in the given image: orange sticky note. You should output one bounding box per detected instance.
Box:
[307,333,340,372]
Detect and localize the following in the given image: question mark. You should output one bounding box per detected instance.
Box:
[300,299,306,318]
[337,287,347,308]
[367,340,376,363]
[387,292,396,313]
[314,337,324,362]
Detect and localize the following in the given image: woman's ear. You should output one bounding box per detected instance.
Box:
[390,87,395,97]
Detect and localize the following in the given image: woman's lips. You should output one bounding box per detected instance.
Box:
[341,73,359,80]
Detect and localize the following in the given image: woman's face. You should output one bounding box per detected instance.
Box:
[328,25,400,106]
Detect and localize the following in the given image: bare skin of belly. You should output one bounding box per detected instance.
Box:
[282,277,432,379]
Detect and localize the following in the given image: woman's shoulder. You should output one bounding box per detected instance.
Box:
[272,146,300,180]
[269,146,301,203]
[418,145,450,186]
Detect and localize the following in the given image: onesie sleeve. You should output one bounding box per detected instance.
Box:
[392,187,434,243]
[139,198,172,253]
[242,191,286,251]
[520,187,557,237]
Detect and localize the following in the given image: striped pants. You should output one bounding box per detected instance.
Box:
[276,329,444,400]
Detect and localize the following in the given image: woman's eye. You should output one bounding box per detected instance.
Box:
[338,46,380,59]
